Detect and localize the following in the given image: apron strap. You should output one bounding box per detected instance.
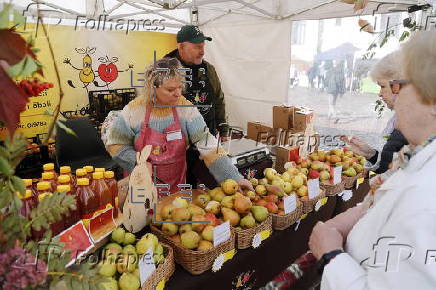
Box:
[142,104,153,129]
[171,107,181,126]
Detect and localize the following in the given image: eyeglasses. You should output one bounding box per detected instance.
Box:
[389,79,411,93]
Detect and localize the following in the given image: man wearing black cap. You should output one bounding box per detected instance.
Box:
[165,25,230,188]
[165,25,229,139]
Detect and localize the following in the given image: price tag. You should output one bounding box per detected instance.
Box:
[139,248,155,285]
[252,230,271,248]
[333,166,342,185]
[212,249,236,272]
[213,221,230,247]
[356,177,365,189]
[338,190,353,201]
[315,197,328,211]
[308,178,320,199]
[284,194,297,214]
[166,130,182,141]
[156,279,166,290]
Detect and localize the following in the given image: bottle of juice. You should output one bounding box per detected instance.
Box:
[36,181,51,197]
[38,192,65,236]
[23,178,38,204]
[95,168,105,173]
[58,174,76,193]
[91,172,112,211]
[18,190,36,219]
[104,171,118,217]
[76,178,99,222]
[43,162,58,179]
[60,166,75,186]
[41,172,56,191]
[83,166,94,180]
[32,183,51,240]
[75,168,87,180]
[57,185,80,229]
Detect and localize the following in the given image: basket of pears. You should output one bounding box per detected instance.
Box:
[324,148,367,189]
[250,168,304,230]
[96,228,174,290]
[151,197,236,275]
[266,165,325,214]
[207,179,273,249]
[306,151,346,196]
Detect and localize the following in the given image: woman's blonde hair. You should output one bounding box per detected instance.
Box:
[401,31,436,104]
[370,51,402,82]
[134,57,185,105]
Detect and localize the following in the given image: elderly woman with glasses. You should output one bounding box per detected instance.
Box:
[309,31,436,289]
[342,51,408,174]
[105,58,253,194]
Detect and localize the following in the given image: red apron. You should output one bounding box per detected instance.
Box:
[134,105,187,195]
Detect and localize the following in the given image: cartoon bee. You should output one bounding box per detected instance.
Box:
[63,47,97,92]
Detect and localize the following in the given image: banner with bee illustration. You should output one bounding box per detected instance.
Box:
[1,22,176,139]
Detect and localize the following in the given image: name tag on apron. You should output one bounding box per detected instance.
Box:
[166,130,182,141]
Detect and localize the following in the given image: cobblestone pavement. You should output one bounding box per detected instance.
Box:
[287,86,394,151]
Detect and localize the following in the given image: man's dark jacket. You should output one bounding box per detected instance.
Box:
[165,49,228,137]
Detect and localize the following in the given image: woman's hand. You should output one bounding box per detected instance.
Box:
[324,204,366,239]
[340,136,376,159]
[309,221,344,260]
[237,179,254,192]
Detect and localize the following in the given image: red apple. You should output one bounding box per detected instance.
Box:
[308,169,320,179]
[255,199,268,207]
[98,63,118,83]
[204,213,220,226]
[265,202,278,214]
[264,194,278,204]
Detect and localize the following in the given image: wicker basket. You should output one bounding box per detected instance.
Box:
[271,204,304,230]
[234,215,273,249]
[301,191,325,214]
[142,243,175,290]
[320,180,345,197]
[342,172,364,189]
[150,225,235,275]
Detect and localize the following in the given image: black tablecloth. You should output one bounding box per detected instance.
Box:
[165,180,370,290]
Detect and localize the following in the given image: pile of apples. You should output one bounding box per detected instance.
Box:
[97,228,165,290]
[306,148,366,182]
[155,180,270,250]
[248,168,305,214]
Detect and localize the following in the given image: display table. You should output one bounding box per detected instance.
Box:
[163,179,370,289]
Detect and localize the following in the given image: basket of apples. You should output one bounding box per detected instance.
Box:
[250,168,304,231]
[96,229,174,290]
[326,149,367,189]
[307,152,346,196]
[151,196,236,275]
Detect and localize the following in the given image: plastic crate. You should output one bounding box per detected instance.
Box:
[88,88,136,123]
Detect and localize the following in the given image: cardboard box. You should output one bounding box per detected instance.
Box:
[246,122,282,145]
[294,107,314,132]
[275,146,300,173]
[273,106,295,129]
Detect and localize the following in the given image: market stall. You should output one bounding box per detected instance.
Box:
[0,0,430,289]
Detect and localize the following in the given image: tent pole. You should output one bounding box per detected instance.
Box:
[233,0,276,19]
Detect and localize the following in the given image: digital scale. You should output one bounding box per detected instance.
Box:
[222,138,273,179]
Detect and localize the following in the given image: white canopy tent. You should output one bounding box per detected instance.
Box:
[9,0,430,128]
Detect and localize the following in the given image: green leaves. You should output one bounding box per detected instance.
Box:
[29,191,76,232]
[56,120,77,137]
[6,55,39,78]
[399,31,410,42]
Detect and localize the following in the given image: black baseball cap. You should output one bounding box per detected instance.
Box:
[177,25,212,43]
